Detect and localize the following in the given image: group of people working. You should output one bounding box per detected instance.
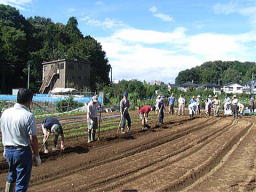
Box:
[0,88,254,192]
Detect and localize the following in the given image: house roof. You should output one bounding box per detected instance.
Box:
[201,83,221,88]
[223,82,243,87]
[42,59,90,65]
[180,82,199,88]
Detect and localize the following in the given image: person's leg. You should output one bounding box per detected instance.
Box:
[121,114,127,133]
[87,120,93,143]
[126,113,131,132]
[171,105,174,115]
[52,134,59,150]
[178,104,181,115]
[41,125,49,153]
[92,118,98,141]
[15,147,32,192]
[5,148,17,192]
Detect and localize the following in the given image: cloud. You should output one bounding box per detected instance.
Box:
[149,6,174,22]
[96,23,256,83]
[153,13,173,22]
[213,0,256,24]
[149,6,157,13]
[95,1,104,6]
[0,0,32,10]
[81,16,128,30]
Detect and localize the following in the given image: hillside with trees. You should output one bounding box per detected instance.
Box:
[175,61,256,85]
[0,4,110,93]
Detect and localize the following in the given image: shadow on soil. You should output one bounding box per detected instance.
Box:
[40,145,89,161]
[105,135,135,142]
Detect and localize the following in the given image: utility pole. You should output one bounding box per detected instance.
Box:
[27,62,30,89]
[110,66,113,84]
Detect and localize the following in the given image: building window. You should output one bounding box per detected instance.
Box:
[58,63,64,69]
[228,87,233,91]
[237,87,241,90]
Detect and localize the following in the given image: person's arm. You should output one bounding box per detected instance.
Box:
[28,115,41,165]
[30,135,39,156]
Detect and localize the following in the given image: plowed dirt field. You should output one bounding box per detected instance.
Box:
[0,112,256,192]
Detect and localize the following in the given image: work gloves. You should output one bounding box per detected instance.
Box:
[34,155,42,166]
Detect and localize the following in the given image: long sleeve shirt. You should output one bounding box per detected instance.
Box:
[120,98,130,113]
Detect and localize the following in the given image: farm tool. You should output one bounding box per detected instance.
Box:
[97,107,102,140]
[117,107,127,134]
[39,133,50,153]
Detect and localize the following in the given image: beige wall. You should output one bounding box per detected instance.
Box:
[42,60,91,91]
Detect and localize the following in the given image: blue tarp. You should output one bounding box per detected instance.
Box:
[0,94,103,104]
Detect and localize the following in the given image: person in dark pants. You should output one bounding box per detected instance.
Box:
[168,94,175,115]
[158,99,165,124]
[41,117,65,153]
[249,97,255,114]
[120,92,131,133]
[87,96,101,143]
[232,95,239,119]
[0,88,41,192]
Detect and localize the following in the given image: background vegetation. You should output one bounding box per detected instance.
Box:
[175,61,256,85]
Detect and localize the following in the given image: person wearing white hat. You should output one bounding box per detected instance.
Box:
[87,96,101,143]
[213,95,221,117]
[231,95,239,119]
[205,95,213,117]
[178,94,186,116]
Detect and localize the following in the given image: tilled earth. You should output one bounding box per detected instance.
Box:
[0,114,256,192]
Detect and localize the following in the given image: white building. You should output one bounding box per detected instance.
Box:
[222,83,244,94]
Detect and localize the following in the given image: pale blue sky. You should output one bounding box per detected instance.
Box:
[1,0,256,83]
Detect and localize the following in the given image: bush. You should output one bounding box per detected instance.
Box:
[56,97,83,112]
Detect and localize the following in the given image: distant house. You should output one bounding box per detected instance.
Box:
[177,82,199,92]
[222,83,244,94]
[149,80,165,86]
[199,83,222,95]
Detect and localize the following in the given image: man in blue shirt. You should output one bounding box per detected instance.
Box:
[168,94,175,115]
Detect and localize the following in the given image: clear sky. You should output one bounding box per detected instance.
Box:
[1,0,256,83]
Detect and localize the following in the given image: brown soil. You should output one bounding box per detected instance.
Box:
[0,114,255,192]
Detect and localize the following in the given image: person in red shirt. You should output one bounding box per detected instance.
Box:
[138,105,155,129]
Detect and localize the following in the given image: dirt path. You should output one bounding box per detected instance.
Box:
[0,115,255,192]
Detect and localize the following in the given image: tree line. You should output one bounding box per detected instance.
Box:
[0,4,110,93]
[175,61,256,85]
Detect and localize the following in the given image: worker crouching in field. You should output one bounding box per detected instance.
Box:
[138,105,156,130]
[87,96,101,143]
[188,96,197,119]
[41,117,65,153]
[120,92,131,133]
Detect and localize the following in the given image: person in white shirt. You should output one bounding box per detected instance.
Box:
[87,96,101,143]
[178,94,186,116]
[213,95,221,117]
[205,95,213,117]
[231,95,239,119]
[0,88,41,192]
